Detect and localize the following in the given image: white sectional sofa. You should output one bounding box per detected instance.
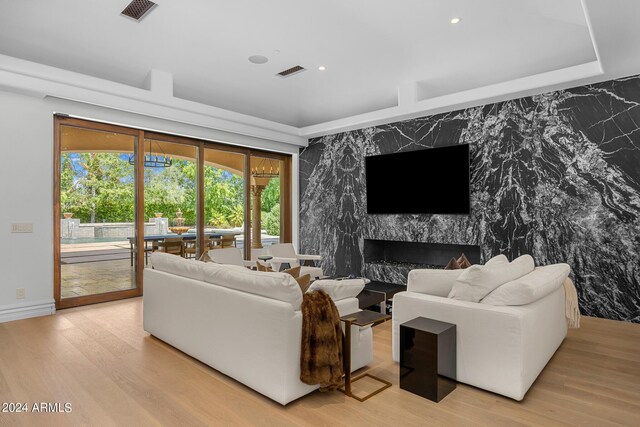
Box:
[143,252,373,405]
[392,256,570,401]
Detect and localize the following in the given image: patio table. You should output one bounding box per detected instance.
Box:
[127,233,230,264]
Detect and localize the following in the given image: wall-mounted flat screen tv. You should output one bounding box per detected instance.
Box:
[365,144,470,214]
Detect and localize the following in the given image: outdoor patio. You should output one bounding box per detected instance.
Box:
[60,236,280,298]
[61,241,134,298]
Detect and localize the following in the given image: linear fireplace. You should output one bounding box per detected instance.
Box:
[363,239,481,285]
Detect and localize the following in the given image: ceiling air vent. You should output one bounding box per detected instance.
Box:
[121,0,157,21]
[277,65,306,78]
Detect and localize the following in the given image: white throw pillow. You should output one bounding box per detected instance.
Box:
[150,252,204,282]
[448,255,535,302]
[480,264,570,306]
[307,279,365,301]
[202,262,303,309]
[485,254,509,266]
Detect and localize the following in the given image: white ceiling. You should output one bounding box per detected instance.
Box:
[0,0,639,135]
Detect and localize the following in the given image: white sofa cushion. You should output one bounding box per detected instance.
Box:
[448,255,535,302]
[307,279,365,301]
[481,263,571,306]
[202,262,303,309]
[485,254,509,266]
[150,252,204,282]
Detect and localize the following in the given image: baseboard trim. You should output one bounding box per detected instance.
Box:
[0,299,56,323]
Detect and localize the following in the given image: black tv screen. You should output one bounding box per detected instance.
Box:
[365,144,470,214]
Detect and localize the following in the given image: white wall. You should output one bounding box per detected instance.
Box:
[0,91,55,321]
[0,89,301,322]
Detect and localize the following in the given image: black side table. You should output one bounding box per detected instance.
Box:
[399,317,456,402]
[339,310,392,402]
[364,281,405,314]
[356,289,385,310]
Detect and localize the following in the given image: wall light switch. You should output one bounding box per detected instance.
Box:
[11,223,33,233]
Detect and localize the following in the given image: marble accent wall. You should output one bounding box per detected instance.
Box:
[299,75,640,323]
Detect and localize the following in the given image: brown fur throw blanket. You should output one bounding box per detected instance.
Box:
[300,290,344,391]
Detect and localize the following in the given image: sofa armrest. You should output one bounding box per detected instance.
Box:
[333,297,374,369]
[333,297,359,316]
[407,269,465,296]
[307,279,365,301]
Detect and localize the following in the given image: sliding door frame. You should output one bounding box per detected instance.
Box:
[54,115,144,309]
[54,117,292,309]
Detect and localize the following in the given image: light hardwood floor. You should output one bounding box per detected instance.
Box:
[0,298,638,427]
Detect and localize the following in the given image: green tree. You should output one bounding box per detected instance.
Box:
[60,153,249,229]
[60,154,77,214]
[62,153,135,223]
[263,203,280,236]
[202,167,244,228]
[261,178,280,212]
[145,160,195,225]
[224,203,245,227]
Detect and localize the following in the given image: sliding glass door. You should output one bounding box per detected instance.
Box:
[203,146,246,256]
[54,117,291,309]
[55,120,142,308]
[142,138,198,261]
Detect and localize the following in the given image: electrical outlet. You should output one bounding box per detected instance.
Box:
[16,288,26,299]
[11,223,33,233]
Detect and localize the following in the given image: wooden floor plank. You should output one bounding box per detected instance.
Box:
[0,297,638,426]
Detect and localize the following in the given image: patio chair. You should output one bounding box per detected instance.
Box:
[182,240,197,259]
[221,234,236,248]
[208,236,223,250]
[266,243,324,279]
[206,248,255,269]
[157,237,184,257]
[207,234,236,251]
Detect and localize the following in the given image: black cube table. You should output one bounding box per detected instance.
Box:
[399,317,456,402]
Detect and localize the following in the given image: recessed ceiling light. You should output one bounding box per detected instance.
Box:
[248,55,268,64]
[318,66,326,71]
[450,17,461,24]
